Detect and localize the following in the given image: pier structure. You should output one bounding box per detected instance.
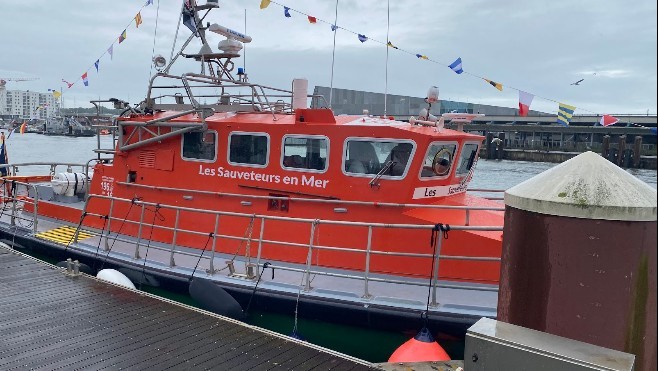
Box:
[0,245,373,370]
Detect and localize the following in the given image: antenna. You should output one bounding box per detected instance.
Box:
[384,0,390,116]
[328,0,339,108]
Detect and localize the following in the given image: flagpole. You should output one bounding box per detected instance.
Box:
[328,0,339,109]
[384,0,390,116]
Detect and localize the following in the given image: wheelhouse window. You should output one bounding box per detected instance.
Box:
[420,143,457,178]
[282,136,328,171]
[344,139,414,177]
[228,132,269,166]
[456,143,479,176]
[182,131,217,161]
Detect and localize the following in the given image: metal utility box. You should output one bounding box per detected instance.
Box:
[464,318,635,371]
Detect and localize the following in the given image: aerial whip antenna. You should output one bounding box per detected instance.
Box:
[328,0,339,108]
[384,0,390,116]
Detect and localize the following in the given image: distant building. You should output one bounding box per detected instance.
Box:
[0,89,60,120]
[311,86,545,117]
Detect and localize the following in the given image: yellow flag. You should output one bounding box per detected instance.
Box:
[53,91,62,99]
[135,12,143,28]
[484,78,503,92]
[260,0,271,9]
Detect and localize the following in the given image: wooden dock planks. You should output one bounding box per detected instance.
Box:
[0,247,374,370]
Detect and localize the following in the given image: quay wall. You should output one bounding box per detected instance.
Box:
[479,149,657,170]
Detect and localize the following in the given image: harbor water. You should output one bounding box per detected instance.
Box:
[4,133,656,362]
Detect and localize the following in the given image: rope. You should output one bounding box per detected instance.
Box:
[244,262,272,317]
[424,223,450,325]
[189,233,214,282]
[99,196,141,270]
[64,212,88,253]
[92,215,109,273]
[139,204,162,290]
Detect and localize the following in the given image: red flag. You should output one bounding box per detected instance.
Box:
[600,114,619,127]
[518,91,534,117]
[307,16,317,24]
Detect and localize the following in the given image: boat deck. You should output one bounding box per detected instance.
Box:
[0,246,374,370]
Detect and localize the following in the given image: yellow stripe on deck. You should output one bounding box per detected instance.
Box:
[35,226,94,244]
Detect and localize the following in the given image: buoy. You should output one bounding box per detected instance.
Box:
[388,327,450,363]
[189,278,244,320]
[56,261,93,275]
[96,269,136,290]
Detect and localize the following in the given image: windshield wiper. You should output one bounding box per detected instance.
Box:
[369,160,395,188]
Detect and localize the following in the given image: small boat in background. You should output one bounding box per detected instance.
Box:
[0,1,504,337]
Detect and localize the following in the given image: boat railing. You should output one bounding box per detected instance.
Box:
[1,162,90,178]
[116,181,505,226]
[0,178,40,233]
[76,194,502,303]
[145,72,328,116]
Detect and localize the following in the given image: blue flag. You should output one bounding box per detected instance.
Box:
[331,24,337,31]
[284,7,291,17]
[357,34,368,43]
[448,57,463,74]
[94,60,100,72]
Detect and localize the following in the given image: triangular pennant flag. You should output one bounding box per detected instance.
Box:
[119,29,127,43]
[387,41,398,49]
[331,24,337,31]
[284,7,291,17]
[556,102,576,126]
[260,0,271,9]
[135,12,143,28]
[307,16,317,24]
[52,91,62,99]
[108,44,114,59]
[94,60,100,72]
[415,54,428,60]
[518,91,534,117]
[82,72,89,87]
[484,78,503,91]
[145,0,153,5]
[600,114,619,127]
[62,79,74,88]
[448,57,463,74]
[357,34,368,43]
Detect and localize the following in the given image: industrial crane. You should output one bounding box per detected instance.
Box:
[0,76,39,87]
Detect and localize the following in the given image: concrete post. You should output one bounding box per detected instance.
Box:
[617,135,627,166]
[602,135,610,159]
[633,136,643,168]
[500,152,657,371]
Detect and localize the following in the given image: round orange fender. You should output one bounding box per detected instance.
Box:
[388,327,450,363]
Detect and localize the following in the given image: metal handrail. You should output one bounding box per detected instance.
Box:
[116,181,505,214]
[77,194,502,301]
[0,178,40,233]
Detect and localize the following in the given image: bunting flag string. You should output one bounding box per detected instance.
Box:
[60,1,153,92]
[256,0,633,122]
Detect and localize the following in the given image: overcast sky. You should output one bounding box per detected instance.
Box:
[1,0,656,115]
